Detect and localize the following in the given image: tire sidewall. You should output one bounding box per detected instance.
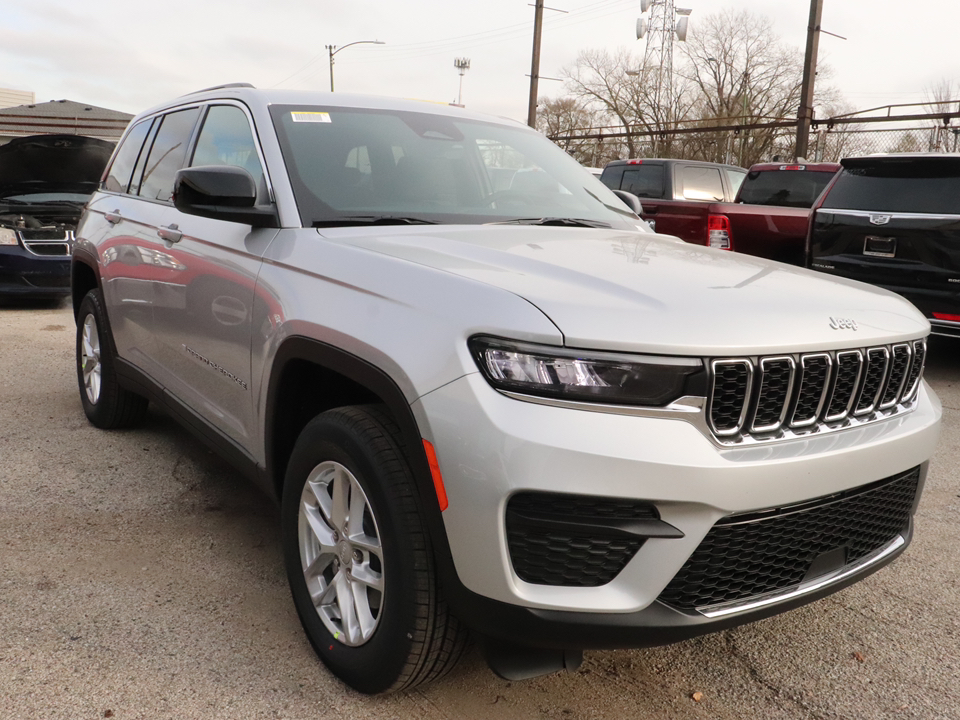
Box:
[76,290,114,425]
[282,411,425,694]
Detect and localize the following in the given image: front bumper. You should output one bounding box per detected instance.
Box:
[0,245,71,296]
[414,373,941,646]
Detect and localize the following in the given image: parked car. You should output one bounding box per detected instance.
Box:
[808,153,960,337]
[0,134,114,298]
[72,86,940,694]
[602,159,839,265]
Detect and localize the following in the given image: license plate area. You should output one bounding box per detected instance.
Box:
[863,235,897,258]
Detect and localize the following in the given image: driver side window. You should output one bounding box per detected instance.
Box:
[191,105,263,190]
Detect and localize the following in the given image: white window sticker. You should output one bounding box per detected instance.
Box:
[291,112,332,123]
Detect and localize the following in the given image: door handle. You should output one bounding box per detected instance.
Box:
[105,210,122,225]
[157,224,182,243]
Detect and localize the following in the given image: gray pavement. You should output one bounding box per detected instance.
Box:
[1,299,958,720]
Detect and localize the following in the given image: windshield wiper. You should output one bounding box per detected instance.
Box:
[489,217,612,229]
[313,215,438,228]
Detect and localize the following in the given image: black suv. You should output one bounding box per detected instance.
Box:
[808,153,960,337]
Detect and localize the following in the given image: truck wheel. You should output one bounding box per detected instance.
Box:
[76,289,148,429]
[282,405,468,694]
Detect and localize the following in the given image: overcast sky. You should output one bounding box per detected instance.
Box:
[3,0,957,123]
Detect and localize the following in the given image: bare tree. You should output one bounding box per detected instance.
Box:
[535,96,611,165]
[678,8,837,166]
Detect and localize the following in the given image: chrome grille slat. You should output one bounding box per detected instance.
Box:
[854,347,889,416]
[823,350,863,422]
[708,340,927,445]
[878,344,911,410]
[790,354,831,428]
[709,360,753,436]
[901,340,927,402]
[751,356,795,433]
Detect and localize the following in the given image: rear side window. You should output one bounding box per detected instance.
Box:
[103,120,152,193]
[680,166,724,201]
[137,107,201,202]
[822,160,960,214]
[738,170,836,208]
[725,168,747,197]
[621,165,664,198]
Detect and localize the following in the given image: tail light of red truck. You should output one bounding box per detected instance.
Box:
[708,214,733,250]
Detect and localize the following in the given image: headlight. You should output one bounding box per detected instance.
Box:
[0,228,18,245]
[469,336,705,406]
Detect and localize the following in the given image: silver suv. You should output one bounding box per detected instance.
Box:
[71,85,941,694]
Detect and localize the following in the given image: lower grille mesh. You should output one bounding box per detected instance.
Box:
[656,467,920,612]
[506,493,656,587]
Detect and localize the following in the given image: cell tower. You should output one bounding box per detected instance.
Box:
[454,57,471,106]
[636,0,691,124]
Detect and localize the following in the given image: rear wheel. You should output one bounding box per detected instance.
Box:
[76,289,148,429]
[282,405,468,693]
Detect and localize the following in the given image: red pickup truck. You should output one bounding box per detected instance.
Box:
[600,159,840,266]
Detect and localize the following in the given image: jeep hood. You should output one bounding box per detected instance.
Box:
[0,134,114,198]
[324,225,929,355]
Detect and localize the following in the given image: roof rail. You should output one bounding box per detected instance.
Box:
[181,82,255,96]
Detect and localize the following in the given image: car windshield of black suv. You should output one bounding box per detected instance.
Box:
[270,105,642,230]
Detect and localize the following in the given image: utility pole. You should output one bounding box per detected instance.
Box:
[527,0,545,128]
[796,0,823,160]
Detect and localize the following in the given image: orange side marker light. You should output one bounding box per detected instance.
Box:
[422,439,449,512]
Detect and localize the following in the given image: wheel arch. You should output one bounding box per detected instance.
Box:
[264,336,455,567]
[71,251,101,320]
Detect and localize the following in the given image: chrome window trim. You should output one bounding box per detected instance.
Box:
[816,208,960,222]
[789,353,832,428]
[823,350,864,423]
[708,359,754,437]
[750,356,796,433]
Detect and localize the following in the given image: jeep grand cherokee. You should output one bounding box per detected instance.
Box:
[71,85,941,694]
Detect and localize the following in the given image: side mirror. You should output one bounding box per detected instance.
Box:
[612,189,644,216]
[174,165,278,228]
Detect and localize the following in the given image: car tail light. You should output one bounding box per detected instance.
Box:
[708,214,733,250]
[779,165,806,171]
[626,159,643,165]
[933,312,960,323]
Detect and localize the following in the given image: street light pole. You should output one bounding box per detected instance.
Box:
[325,40,386,92]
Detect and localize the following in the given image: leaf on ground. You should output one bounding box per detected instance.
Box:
[853,651,865,663]
[691,691,704,702]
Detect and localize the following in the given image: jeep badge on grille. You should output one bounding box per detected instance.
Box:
[829,317,858,331]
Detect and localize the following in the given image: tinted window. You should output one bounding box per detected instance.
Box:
[680,166,724,201]
[191,105,263,188]
[738,169,836,208]
[270,105,638,229]
[599,165,624,191]
[138,108,201,202]
[103,120,152,193]
[822,159,960,214]
[621,165,664,198]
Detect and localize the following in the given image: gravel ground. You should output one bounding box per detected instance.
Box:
[1,298,958,720]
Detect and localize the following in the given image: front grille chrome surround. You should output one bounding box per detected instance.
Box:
[707,340,927,444]
[19,229,74,257]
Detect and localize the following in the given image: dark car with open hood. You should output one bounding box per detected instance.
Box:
[0,134,114,298]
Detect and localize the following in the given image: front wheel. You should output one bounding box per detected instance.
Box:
[75,289,148,429]
[282,405,468,693]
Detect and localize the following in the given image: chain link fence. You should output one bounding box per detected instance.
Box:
[551,110,960,167]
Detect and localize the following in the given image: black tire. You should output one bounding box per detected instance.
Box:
[76,289,149,429]
[282,405,468,694]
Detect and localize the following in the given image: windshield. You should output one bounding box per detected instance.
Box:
[269,105,641,229]
[737,170,836,208]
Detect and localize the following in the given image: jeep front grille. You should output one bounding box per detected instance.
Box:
[707,339,926,443]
